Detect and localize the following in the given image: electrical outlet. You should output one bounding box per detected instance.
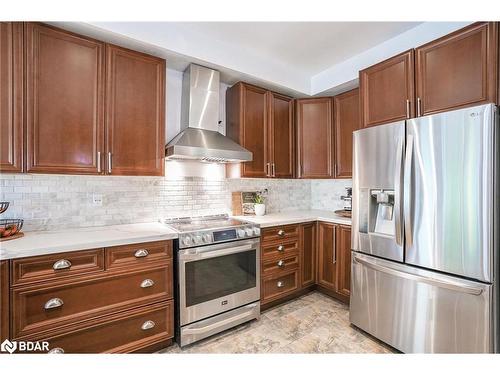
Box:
[92,193,103,206]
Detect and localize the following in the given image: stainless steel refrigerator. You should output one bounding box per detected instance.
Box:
[350,103,499,353]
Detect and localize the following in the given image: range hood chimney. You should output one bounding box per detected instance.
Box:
[165,64,252,163]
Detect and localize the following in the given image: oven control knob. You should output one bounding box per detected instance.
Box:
[203,233,212,243]
[193,234,202,245]
[253,227,261,236]
[237,228,246,238]
[182,236,193,246]
[245,228,253,237]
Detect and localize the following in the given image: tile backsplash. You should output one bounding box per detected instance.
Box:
[311,179,352,211]
[0,174,326,231]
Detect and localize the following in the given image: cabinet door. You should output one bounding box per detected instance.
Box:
[333,88,360,178]
[416,22,498,116]
[296,98,334,178]
[360,50,415,127]
[269,92,294,178]
[105,44,165,176]
[0,260,9,341]
[336,225,351,297]
[25,23,105,174]
[317,222,337,291]
[300,222,316,287]
[0,22,23,173]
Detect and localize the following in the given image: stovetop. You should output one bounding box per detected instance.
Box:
[162,214,260,249]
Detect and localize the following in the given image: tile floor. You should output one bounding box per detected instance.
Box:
[160,292,395,354]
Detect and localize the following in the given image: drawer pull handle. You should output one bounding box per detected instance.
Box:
[277,281,284,288]
[53,259,72,270]
[44,298,64,310]
[141,320,156,330]
[277,245,284,252]
[140,279,155,288]
[277,230,285,237]
[48,347,64,354]
[134,249,149,258]
[277,260,285,268]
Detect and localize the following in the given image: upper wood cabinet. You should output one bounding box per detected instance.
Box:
[360,50,415,128]
[415,22,498,116]
[105,45,165,176]
[300,222,316,288]
[333,88,360,178]
[226,82,294,178]
[0,22,23,173]
[268,92,294,178]
[25,23,105,174]
[296,97,334,178]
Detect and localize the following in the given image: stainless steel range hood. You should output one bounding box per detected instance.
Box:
[165,64,252,163]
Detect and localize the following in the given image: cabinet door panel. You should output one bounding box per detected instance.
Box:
[317,222,337,290]
[416,22,498,116]
[334,88,360,178]
[360,50,415,127]
[25,23,104,174]
[1,260,9,341]
[300,222,316,288]
[297,98,333,178]
[270,92,294,178]
[0,22,23,173]
[105,45,165,176]
[336,225,351,297]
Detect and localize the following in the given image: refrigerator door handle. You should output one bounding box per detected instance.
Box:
[353,255,484,296]
[403,134,414,247]
[394,136,404,246]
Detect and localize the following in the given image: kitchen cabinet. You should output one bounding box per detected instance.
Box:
[333,88,360,178]
[415,22,498,116]
[105,44,165,176]
[226,82,294,178]
[25,22,105,174]
[296,97,334,178]
[336,225,351,298]
[1,260,9,341]
[0,22,23,173]
[359,50,415,128]
[300,222,316,288]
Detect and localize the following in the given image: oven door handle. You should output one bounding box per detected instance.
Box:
[182,303,258,335]
[179,243,258,261]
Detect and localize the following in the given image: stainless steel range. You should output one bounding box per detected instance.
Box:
[164,214,261,347]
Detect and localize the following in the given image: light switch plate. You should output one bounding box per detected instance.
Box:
[92,193,103,206]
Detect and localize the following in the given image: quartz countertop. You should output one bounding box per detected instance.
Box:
[0,222,178,260]
[232,210,352,228]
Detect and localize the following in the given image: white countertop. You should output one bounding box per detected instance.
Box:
[0,222,178,260]
[233,210,352,228]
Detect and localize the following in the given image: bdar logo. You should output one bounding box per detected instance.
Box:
[1,339,17,354]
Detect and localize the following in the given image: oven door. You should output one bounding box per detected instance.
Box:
[178,238,260,326]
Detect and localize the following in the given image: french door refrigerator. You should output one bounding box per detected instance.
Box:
[350,103,499,353]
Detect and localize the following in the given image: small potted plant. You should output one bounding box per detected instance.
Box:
[254,192,266,216]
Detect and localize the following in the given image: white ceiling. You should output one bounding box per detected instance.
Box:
[175,22,422,76]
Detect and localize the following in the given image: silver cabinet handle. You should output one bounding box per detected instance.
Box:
[108,152,112,173]
[48,347,64,354]
[97,151,101,173]
[277,281,284,288]
[141,320,156,330]
[44,298,64,310]
[140,279,155,288]
[271,163,276,177]
[134,249,149,258]
[277,260,284,268]
[417,97,422,117]
[277,229,285,237]
[406,99,410,118]
[52,259,72,270]
[277,245,284,252]
[332,228,337,264]
[266,162,270,177]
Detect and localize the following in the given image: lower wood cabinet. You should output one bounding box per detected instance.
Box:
[300,222,316,288]
[6,240,174,353]
[1,260,9,341]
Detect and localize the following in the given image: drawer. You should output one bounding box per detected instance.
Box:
[12,262,173,338]
[261,239,299,260]
[105,241,172,270]
[262,270,299,303]
[262,254,299,276]
[261,224,300,243]
[11,249,104,286]
[41,301,174,354]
